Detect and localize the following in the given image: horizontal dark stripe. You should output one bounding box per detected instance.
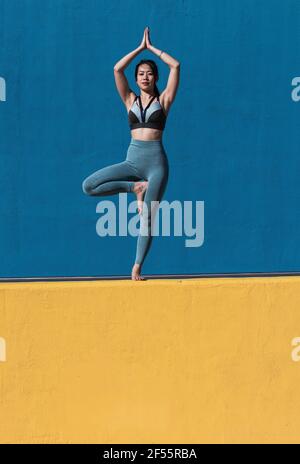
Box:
[1,271,300,282]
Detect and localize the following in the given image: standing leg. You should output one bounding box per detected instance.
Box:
[133,167,169,273]
[82,160,142,196]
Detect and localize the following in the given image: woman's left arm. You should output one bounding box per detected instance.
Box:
[149,44,180,68]
[145,27,180,104]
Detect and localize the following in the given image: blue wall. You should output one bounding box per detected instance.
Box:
[0,0,300,278]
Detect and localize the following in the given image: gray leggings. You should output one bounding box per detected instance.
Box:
[82,138,169,267]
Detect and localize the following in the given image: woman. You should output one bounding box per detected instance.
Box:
[82,27,180,280]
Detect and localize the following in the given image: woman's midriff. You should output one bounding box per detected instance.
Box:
[130,128,163,141]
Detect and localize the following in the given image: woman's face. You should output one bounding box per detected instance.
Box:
[136,65,156,92]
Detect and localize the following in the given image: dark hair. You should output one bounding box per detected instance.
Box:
[135,59,160,97]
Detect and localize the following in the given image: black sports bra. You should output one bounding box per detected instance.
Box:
[128,95,167,131]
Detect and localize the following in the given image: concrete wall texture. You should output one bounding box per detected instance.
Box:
[1,276,300,443]
[1,0,300,445]
[0,0,300,277]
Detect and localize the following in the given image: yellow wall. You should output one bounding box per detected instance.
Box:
[1,276,300,444]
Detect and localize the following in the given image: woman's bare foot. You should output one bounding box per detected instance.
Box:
[131,263,145,281]
[133,181,148,215]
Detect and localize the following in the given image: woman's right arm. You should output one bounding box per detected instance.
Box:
[113,45,144,72]
[113,29,147,106]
